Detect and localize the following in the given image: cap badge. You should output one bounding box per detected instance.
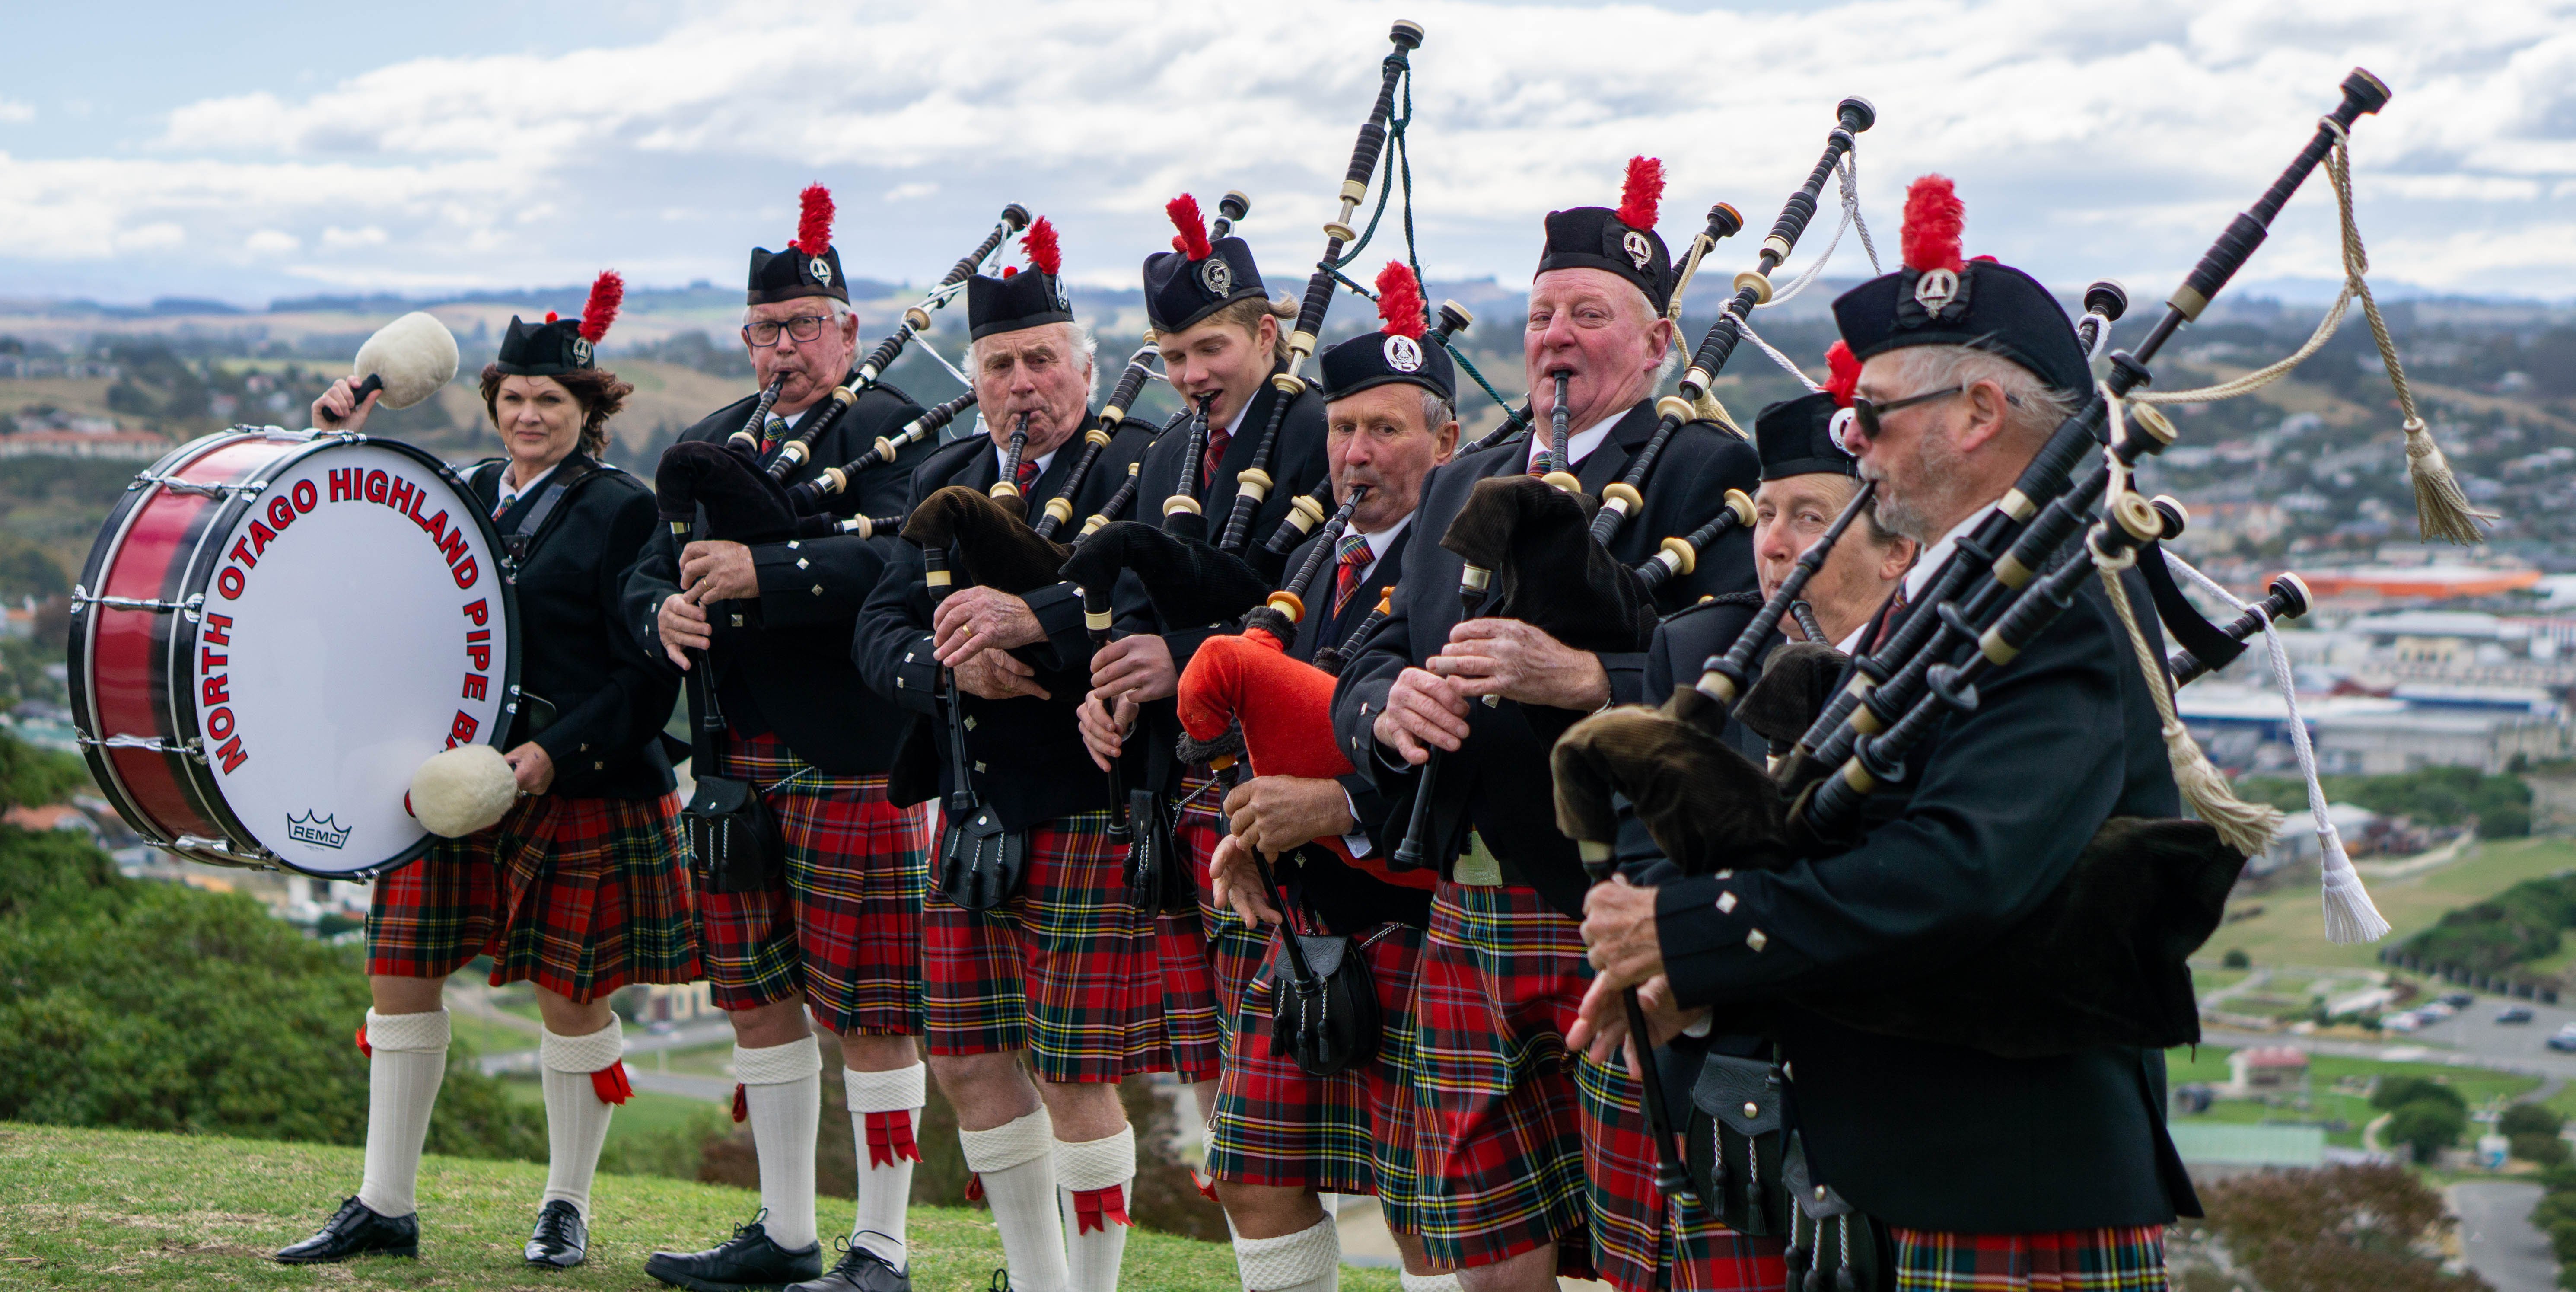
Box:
[1198,256,1233,297]
[1382,335,1424,373]
[1054,277,1071,313]
[1912,267,1958,314]
[570,337,593,367]
[810,256,834,286]
[1828,405,1859,456]
[1621,229,1654,271]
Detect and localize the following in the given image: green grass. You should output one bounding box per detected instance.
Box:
[445,1012,538,1060]
[0,1122,1391,1290]
[2162,1045,2540,1148]
[2203,836,2576,972]
[495,1078,711,1138]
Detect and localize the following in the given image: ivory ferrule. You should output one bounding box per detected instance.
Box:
[1659,536,1697,577]
[1979,627,2020,666]
[1163,495,1203,517]
[1994,552,2035,589]
[1732,271,1774,305]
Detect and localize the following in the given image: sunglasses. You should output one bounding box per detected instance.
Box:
[1844,384,2023,447]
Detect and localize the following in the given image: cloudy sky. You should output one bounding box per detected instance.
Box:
[3,0,2570,307]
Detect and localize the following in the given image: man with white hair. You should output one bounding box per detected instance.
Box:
[1332,159,1771,1292]
[854,220,1160,1292]
[627,186,944,1292]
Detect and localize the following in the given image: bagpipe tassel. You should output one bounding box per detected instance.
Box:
[2405,417,2492,547]
[2318,823,2391,944]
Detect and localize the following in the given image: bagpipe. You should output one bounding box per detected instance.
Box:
[1553,69,2407,1070]
[654,207,1033,541]
[740,204,1032,482]
[1260,298,1474,556]
[1166,20,1423,554]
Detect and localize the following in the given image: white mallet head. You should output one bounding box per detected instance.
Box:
[352,311,460,412]
[407,744,517,838]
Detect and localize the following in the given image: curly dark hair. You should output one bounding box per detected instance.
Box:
[477,364,634,456]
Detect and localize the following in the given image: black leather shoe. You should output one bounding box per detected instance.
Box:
[525,1198,588,1269]
[273,1196,419,1264]
[645,1210,822,1291]
[788,1238,911,1292]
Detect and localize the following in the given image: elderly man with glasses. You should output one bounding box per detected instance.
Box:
[624,188,947,1292]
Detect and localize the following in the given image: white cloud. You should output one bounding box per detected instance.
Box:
[244,229,300,255]
[0,100,32,124]
[9,0,2576,302]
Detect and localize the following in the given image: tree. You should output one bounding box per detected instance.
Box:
[2503,1103,2566,1139]
[2373,1076,2468,1116]
[2222,948,2251,969]
[2385,1098,2469,1163]
[2196,1164,2486,1292]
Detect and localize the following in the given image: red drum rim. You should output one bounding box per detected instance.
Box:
[68,427,522,879]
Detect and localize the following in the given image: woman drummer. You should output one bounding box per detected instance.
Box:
[275,274,699,1272]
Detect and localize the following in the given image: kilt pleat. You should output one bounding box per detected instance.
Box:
[1888,1226,2167,1292]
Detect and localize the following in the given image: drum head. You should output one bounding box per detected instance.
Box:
[189,440,517,876]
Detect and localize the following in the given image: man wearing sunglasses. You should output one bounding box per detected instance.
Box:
[1576,177,2202,1292]
[626,188,948,1292]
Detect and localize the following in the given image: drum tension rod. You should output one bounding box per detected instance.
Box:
[172,834,279,866]
[78,733,207,762]
[70,587,206,620]
[127,472,266,497]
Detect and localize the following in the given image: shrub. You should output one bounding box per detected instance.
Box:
[2512,1132,2571,1168]
[2372,1076,2468,1115]
[2222,948,2251,969]
[2503,1103,2566,1139]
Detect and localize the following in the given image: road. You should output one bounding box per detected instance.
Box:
[2454,1181,2554,1292]
[2202,984,2576,1098]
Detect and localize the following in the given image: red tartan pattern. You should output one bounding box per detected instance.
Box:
[1206,923,1423,1207]
[1572,1049,1786,1292]
[1888,1226,2167,1292]
[368,791,698,1002]
[692,731,929,1035]
[1173,772,1256,1063]
[1408,881,1597,1280]
[923,808,1177,1083]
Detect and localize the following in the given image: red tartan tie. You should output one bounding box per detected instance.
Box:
[1869,583,1909,654]
[1201,423,1231,494]
[1015,457,1040,494]
[1332,533,1373,615]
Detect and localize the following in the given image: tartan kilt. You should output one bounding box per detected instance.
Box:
[1207,922,1423,1216]
[924,807,1176,1084]
[368,790,697,1003]
[692,730,930,1036]
[1573,1050,1787,1292]
[1172,769,1255,1069]
[1409,881,1596,1280]
[1888,1226,2166,1292]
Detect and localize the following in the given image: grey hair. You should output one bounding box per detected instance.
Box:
[1881,343,2075,447]
[739,297,853,326]
[1421,389,1457,434]
[969,320,1101,396]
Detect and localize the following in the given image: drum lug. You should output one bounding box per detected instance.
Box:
[79,732,208,763]
[127,472,267,498]
[171,834,280,869]
[70,587,207,619]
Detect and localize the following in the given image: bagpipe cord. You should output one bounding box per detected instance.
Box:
[2160,547,2391,944]
[2127,118,2488,546]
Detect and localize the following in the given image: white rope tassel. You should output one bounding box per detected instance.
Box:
[2162,550,2388,942]
[1734,315,1825,393]
[2091,418,2283,859]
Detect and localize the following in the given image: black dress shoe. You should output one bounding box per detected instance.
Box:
[788,1238,911,1292]
[273,1196,419,1264]
[525,1198,588,1269]
[645,1210,822,1292]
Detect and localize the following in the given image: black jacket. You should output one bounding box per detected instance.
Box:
[1329,399,1762,914]
[1114,370,1331,795]
[620,376,936,775]
[1643,593,1770,764]
[851,415,1152,830]
[465,453,678,800]
[1653,565,2200,1232]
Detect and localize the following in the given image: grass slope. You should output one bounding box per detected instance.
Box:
[2207,837,2576,972]
[0,1123,1396,1291]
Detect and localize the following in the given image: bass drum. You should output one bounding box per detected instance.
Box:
[69,427,520,879]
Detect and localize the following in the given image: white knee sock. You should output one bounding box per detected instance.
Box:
[735,1036,822,1253]
[960,1108,1070,1292]
[1234,1213,1340,1292]
[356,1008,450,1219]
[844,1063,926,1268]
[538,1020,626,1219]
[1398,1273,1460,1292]
[1056,1124,1137,1292]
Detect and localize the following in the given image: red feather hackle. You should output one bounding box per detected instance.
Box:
[1023,217,1061,277]
[1615,156,1664,231]
[579,270,624,344]
[794,184,835,256]
[1166,194,1211,261]
[1900,175,1965,274]
[1373,262,1426,339]
[1823,341,1862,408]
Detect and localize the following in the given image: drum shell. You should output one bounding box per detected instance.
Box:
[69,428,521,878]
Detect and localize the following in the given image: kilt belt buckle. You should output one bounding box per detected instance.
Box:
[1453,832,1505,887]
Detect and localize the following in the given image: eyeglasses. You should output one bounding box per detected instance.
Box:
[741,315,834,347]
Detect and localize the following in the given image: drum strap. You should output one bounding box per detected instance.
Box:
[493,455,599,567]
